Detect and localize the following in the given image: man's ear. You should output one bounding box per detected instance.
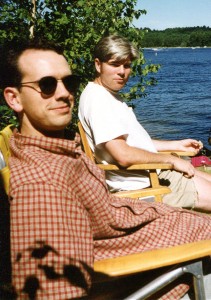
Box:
[94,58,102,74]
[4,87,23,113]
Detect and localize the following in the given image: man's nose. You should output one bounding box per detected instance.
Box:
[118,65,125,75]
[55,80,70,97]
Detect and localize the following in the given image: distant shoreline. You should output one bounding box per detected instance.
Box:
[143,46,211,49]
[141,27,211,48]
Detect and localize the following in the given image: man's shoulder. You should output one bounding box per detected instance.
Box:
[82,82,103,95]
[79,82,112,109]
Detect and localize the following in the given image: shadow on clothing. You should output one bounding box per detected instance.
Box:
[0,179,15,299]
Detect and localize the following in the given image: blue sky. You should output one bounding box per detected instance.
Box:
[134,0,211,30]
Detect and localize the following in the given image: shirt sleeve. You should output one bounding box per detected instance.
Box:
[10,182,93,299]
[85,86,129,146]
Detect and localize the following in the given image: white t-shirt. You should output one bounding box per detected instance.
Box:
[79,82,157,191]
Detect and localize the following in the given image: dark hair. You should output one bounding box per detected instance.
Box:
[0,39,65,90]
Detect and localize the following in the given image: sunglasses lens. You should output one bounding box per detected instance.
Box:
[63,75,80,93]
[38,75,80,95]
[39,77,57,95]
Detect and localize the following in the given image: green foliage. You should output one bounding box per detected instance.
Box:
[0,104,17,128]
[0,0,159,130]
[141,26,211,48]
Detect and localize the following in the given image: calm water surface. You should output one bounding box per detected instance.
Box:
[130,48,211,148]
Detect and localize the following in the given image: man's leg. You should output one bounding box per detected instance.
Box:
[193,173,211,211]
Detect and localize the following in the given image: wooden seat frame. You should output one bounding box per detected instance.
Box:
[78,121,175,202]
[1,124,211,299]
[0,125,13,195]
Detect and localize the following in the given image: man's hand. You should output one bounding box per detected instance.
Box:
[177,139,203,154]
[171,155,196,178]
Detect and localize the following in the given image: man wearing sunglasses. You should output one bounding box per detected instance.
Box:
[1,39,211,300]
[2,41,79,137]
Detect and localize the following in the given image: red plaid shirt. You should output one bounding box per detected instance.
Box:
[9,131,211,299]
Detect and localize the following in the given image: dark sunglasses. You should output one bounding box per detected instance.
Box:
[20,74,80,95]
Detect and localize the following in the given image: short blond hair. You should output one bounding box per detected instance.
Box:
[94,35,139,62]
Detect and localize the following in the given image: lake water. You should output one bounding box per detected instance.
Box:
[130,48,211,149]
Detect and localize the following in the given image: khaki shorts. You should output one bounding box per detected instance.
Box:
[158,170,198,209]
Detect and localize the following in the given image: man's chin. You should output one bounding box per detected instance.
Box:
[115,82,126,90]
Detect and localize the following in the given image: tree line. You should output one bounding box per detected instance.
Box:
[141,26,211,48]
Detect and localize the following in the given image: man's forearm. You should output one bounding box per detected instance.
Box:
[152,139,179,151]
